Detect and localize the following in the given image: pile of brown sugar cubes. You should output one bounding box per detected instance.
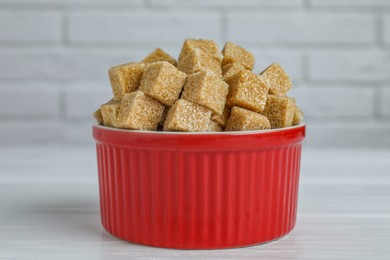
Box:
[94,39,303,132]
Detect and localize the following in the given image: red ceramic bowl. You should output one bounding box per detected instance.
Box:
[93,124,305,249]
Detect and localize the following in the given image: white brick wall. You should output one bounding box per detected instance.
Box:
[0,0,143,6]
[251,51,303,81]
[228,13,375,44]
[0,83,60,117]
[308,51,390,81]
[290,86,375,118]
[0,50,147,80]
[64,82,111,118]
[0,0,389,147]
[68,12,221,44]
[0,12,61,43]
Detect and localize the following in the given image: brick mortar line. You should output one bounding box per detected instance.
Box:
[0,5,144,11]
[0,43,62,48]
[173,8,387,15]
[6,42,374,50]
[6,7,380,14]
[0,79,107,83]
[235,43,377,49]
[0,43,171,51]
[306,6,390,13]
[0,5,388,13]
[303,81,390,87]
[299,85,381,91]
[62,10,226,16]
[143,5,304,12]
[0,46,382,52]
[0,117,84,122]
[300,81,390,87]
[72,7,225,14]
[0,115,61,121]
[0,78,102,81]
[301,117,390,123]
[220,9,386,14]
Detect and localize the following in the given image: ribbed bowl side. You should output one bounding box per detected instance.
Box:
[96,143,302,249]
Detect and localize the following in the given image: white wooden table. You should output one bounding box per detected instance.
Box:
[1,146,389,259]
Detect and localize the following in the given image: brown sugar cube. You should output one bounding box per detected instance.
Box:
[142,48,177,67]
[93,108,104,125]
[222,62,247,82]
[178,38,223,63]
[211,106,230,128]
[177,48,222,77]
[225,106,271,131]
[260,63,292,95]
[222,42,254,70]
[139,61,187,106]
[207,120,223,132]
[225,70,269,113]
[100,99,120,127]
[293,106,304,125]
[262,94,295,129]
[116,91,164,130]
[108,62,145,100]
[163,99,211,132]
[181,69,228,115]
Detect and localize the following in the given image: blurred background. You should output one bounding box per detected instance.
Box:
[0,0,389,148]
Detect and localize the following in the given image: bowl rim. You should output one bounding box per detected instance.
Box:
[93,122,305,136]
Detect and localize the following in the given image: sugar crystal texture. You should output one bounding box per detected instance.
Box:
[178,38,223,63]
[222,62,247,82]
[293,106,304,125]
[177,48,222,77]
[108,62,145,100]
[225,70,269,113]
[139,61,187,106]
[93,108,104,125]
[222,42,254,70]
[98,39,303,132]
[142,48,177,67]
[181,69,229,115]
[261,94,295,129]
[207,120,223,132]
[100,98,120,127]
[163,99,211,132]
[260,63,292,95]
[225,106,271,131]
[211,106,231,128]
[116,91,165,130]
